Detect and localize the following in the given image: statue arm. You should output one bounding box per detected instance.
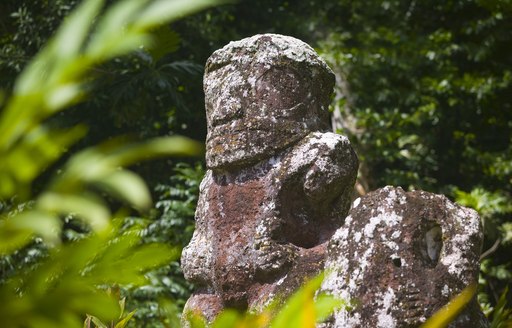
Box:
[181,171,214,285]
[302,132,358,207]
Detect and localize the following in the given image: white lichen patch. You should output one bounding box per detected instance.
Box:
[391,230,401,239]
[442,284,450,297]
[311,132,348,150]
[376,287,397,328]
[363,212,402,238]
[352,197,361,209]
[441,235,471,282]
[439,200,481,284]
[383,240,399,252]
[354,231,362,243]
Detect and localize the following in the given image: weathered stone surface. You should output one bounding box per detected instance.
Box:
[181,33,487,327]
[320,186,488,328]
[203,33,335,170]
[181,34,359,323]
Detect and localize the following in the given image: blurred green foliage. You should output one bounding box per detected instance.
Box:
[122,163,203,327]
[0,0,214,327]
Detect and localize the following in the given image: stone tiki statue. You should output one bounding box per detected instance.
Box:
[181,34,359,322]
[320,186,488,328]
[181,33,487,328]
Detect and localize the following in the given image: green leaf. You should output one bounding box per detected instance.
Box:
[14,47,53,96]
[314,293,345,323]
[46,83,83,111]
[134,0,219,31]
[211,310,241,328]
[0,222,32,255]
[88,33,152,62]
[88,315,108,328]
[4,125,86,184]
[87,0,147,57]
[145,26,181,61]
[114,310,136,328]
[52,0,104,60]
[270,273,343,328]
[490,287,512,328]
[126,243,180,270]
[37,192,110,232]
[8,210,61,246]
[108,136,203,166]
[95,170,152,211]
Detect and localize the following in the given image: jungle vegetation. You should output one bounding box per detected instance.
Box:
[0,0,511,327]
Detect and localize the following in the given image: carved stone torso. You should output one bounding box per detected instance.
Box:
[182,131,358,315]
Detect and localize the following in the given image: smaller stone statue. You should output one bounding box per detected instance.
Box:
[181,34,359,323]
[320,186,488,328]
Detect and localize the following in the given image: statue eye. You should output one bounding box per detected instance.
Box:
[254,67,305,111]
[418,224,443,267]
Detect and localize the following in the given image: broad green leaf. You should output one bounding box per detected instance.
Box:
[52,136,201,194]
[46,83,83,111]
[52,0,104,59]
[211,310,241,328]
[314,293,345,323]
[114,310,136,328]
[37,192,110,232]
[270,273,341,328]
[88,33,152,62]
[14,0,102,95]
[0,172,16,197]
[159,299,183,328]
[88,238,178,285]
[134,0,219,31]
[145,26,181,62]
[106,136,203,167]
[0,94,43,152]
[87,0,148,57]
[0,210,61,255]
[8,210,61,246]
[182,310,207,328]
[0,223,32,255]
[126,243,180,270]
[87,315,108,328]
[94,170,152,211]
[4,125,86,187]
[14,47,53,95]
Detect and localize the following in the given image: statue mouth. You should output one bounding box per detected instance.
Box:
[207,117,310,144]
[205,118,311,169]
[207,102,309,134]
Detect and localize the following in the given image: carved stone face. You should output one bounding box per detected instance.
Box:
[204,34,335,170]
[321,187,485,328]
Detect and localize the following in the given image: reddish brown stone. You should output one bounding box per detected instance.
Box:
[181,34,486,328]
[181,34,358,324]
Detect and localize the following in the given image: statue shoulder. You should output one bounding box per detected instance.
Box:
[283,131,358,174]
